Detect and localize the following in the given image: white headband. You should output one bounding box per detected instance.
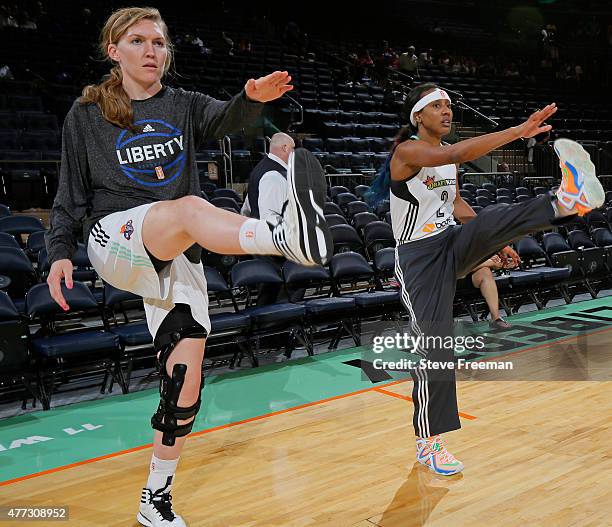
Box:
[410,89,452,126]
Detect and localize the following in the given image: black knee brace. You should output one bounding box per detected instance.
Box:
[151,304,208,447]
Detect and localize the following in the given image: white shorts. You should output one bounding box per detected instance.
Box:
[87,203,211,340]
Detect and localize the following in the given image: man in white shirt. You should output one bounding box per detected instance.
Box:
[243,133,305,305]
[242,132,294,220]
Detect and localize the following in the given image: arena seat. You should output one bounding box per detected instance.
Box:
[352,212,379,234]
[0,232,20,249]
[346,200,370,219]
[203,266,253,368]
[231,259,308,360]
[283,261,358,352]
[330,224,363,254]
[213,188,242,203]
[323,201,344,217]
[0,291,40,408]
[329,252,401,322]
[0,246,38,308]
[363,221,395,259]
[26,281,124,408]
[0,215,45,246]
[515,236,572,305]
[210,196,240,212]
[325,213,348,227]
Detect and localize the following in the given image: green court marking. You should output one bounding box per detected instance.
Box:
[1,296,611,484]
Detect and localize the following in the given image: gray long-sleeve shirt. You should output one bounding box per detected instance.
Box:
[46,86,263,265]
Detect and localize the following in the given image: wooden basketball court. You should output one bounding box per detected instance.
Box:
[1,299,611,526]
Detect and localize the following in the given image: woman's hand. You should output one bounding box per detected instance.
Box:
[488,255,504,269]
[515,103,557,139]
[245,71,293,103]
[498,246,520,268]
[47,259,73,311]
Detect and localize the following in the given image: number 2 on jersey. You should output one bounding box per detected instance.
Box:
[436,191,449,218]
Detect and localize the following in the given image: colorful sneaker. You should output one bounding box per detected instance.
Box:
[416,435,464,476]
[269,148,332,266]
[554,138,604,216]
[137,484,187,526]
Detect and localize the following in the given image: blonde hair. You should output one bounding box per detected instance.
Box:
[80,7,173,130]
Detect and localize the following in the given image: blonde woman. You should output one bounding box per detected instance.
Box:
[45,7,331,526]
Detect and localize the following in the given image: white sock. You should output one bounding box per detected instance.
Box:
[146,455,179,493]
[238,218,280,255]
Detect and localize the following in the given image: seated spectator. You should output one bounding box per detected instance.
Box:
[471,255,515,329]
[399,46,419,76]
[242,133,305,305]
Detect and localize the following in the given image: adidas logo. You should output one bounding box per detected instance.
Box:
[142,124,155,133]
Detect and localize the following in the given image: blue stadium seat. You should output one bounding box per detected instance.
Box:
[323,201,345,217]
[25,229,47,261]
[354,185,370,200]
[0,232,20,249]
[26,282,124,407]
[373,247,396,281]
[0,215,45,246]
[325,213,348,227]
[346,200,370,219]
[0,204,11,218]
[231,259,307,358]
[210,196,240,212]
[0,291,40,407]
[302,137,325,151]
[213,188,242,203]
[352,212,379,234]
[202,266,253,366]
[330,224,363,254]
[282,261,357,350]
[0,246,38,306]
[330,252,400,317]
[363,221,395,258]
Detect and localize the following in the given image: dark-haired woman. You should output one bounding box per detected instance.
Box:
[45,7,331,526]
[380,83,603,475]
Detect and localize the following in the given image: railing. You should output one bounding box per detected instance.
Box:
[283,93,303,132]
[221,136,233,187]
[461,171,517,187]
[325,172,374,189]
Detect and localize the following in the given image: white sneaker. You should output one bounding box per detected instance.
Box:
[554,138,605,215]
[137,486,187,527]
[270,148,332,266]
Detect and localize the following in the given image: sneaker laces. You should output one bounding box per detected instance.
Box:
[428,436,458,464]
[150,489,176,522]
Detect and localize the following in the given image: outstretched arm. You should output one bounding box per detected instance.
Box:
[193,71,293,142]
[392,103,557,180]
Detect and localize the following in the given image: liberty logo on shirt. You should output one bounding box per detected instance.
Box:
[120,219,135,240]
[115,119,185,187]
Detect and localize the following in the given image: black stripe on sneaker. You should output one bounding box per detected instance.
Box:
[290,149,331,265]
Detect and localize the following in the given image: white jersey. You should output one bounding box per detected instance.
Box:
[390,162,457,243]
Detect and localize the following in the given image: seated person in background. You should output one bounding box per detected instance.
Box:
[243,132,305,305]
[471,254,516,329]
